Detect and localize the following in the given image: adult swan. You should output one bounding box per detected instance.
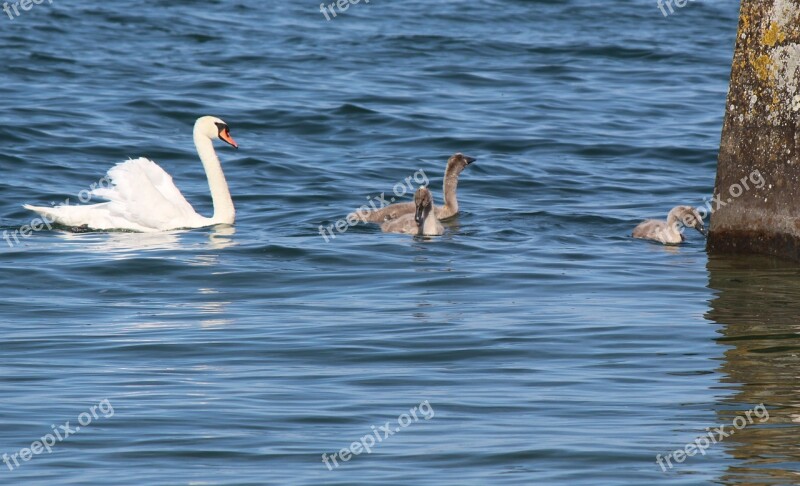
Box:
[24,116,239,232]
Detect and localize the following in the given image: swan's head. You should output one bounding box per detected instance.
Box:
[195,116,238,149]
[414,186,434,226]
[671,205,706,236]
[446,153,476,176]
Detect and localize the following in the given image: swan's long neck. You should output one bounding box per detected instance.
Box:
[417,205,438,235]
[665,210,683,239]
[422,211,439,235]
[194,130,235,224]
[441,164,461,217]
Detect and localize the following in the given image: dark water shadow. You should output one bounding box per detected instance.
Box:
[705,254,800,484]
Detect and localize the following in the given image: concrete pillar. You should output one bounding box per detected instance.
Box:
[708,0,800,260]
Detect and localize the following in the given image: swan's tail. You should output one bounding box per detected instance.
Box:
[23,203,102,228]
[23,204,61,224]
[346,209,374,224]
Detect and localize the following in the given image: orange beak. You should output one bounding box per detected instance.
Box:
[220,129,238,149]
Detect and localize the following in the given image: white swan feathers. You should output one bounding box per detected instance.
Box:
[24,116,238,233]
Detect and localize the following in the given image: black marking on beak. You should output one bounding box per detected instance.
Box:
[415,205,424,225]
[215,122,238,149]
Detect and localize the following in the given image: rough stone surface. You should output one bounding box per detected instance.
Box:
[708,0,800,260]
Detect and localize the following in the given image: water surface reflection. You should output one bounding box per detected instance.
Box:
[706,254,800,484]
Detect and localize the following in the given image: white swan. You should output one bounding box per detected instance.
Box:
[24,116,238,233]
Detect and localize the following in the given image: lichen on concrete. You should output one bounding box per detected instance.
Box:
[708,0,800,260]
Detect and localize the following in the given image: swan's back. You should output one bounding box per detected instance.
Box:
[93,158,206,230]
[632,219,681,244]
[633,219,664,238]
[380,214,419,235]
[97,158,189,207]
[25,158,206,232]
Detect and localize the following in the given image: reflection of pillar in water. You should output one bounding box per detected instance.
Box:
[705,254,800,483]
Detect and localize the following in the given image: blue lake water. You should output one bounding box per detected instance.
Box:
[2,1,799,484]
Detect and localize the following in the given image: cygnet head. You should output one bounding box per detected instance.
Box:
[446,153,477,175]
[414,186,434,226]
[672,205,706,236]
[195,116,238,149]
